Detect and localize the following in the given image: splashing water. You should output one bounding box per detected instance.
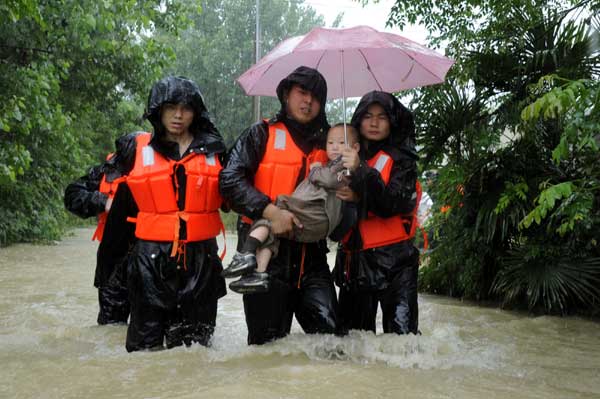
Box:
[1,228,599,398]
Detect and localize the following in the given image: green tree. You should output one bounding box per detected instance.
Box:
[167,0,326,145]
[373,0,600,313]
[0,0,190,245]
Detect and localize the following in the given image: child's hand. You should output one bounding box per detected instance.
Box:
[309,161,322,170]
[341,147,360,172]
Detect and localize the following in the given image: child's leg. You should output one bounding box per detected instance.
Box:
[249,224,269,243]
[222,220,273,278]
[240,222,271,255]
[255,247,272,273]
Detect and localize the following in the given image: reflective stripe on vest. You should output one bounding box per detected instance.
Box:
[241,122,328,224]
[126,133,223,244]
[356,150,422,250]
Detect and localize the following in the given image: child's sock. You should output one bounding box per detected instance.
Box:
[241,236,262,254]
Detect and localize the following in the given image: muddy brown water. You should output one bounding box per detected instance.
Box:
[1,228,599,398]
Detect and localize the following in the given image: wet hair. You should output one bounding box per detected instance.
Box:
[329,123,359,144]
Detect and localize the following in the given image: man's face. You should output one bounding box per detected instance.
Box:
[285,84,320,125]
[360,103,391,142]
[160,103,194,136]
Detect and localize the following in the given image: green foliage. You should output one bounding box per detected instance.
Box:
[492,240,600,313]
[412,82,494,168]
[420,208,497,299]
[520,181,573,227]
[0,1,330,245]
[166,0,325,146]
[383,0,600,313]
[518,76,599,237]
[495,178,529,215]
[0,0,190,245]
[326,98,359,124]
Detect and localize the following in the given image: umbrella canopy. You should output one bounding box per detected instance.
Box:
[237,25,454,99]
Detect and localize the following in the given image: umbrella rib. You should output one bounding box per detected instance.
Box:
[358,49,383,91]
[394,48,449,83]
[315,51,326,70]
[247,63,275,95]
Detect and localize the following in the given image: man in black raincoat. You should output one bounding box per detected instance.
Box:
[64,132,140,324]
[334,91,420,335]
[219,66,339,344]
[103,76,227,351]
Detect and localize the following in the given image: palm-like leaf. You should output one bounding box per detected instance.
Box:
[493,245,600,313]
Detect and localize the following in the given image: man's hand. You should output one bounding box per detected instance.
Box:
[336,186,358,202]
[262,203,302,237]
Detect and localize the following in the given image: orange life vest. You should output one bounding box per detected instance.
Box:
[91,152,122,242]
[91,172,124,242]
[126,133,223,251]
[241,121,329,224]
[351,150,422,250]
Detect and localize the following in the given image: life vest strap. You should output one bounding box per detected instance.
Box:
[297,243,307,289]
[92,213,107,241]
[218,226,226,261]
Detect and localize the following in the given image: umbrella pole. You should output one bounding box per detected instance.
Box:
[340,50,351,177]
[340,49,348,147]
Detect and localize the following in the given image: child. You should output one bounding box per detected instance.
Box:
[222,123,360,294]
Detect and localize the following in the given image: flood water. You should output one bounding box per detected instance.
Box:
[1,228,599,398]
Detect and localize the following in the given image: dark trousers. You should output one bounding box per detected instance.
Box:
[126,295,217,351]
[243,270,338,345]
[125,240,224,352]
[97,285,129,325]
[338,254,419,335]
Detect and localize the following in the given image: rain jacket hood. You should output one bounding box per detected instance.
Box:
[275,66,329,147]
[144,76,225,154]
[351,91,416,159]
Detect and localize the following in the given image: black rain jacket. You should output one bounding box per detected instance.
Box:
[219,66,337,284]
[335,91,419,290]
[103,76,228,318]
[64,132,142,287]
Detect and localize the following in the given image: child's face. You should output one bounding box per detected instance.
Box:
[326,126,357,161]
[360,103,390,142]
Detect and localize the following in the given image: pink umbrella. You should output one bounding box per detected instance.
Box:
[237,25,454,100]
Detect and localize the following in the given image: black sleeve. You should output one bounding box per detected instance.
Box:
[97,132,143,264]
[104,131,140,180]
[218,122,271,220]
[98,183,137,263]
[349,148,418,218]
[329,201,358,241]
[64,165,107,218]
